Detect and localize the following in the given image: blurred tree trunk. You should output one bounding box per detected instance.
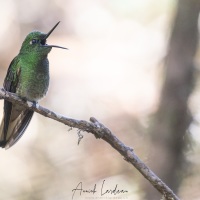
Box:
[144,0,200,199]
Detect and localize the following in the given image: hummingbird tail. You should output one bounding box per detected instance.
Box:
[0,120,7,147]
[0,102,34,149]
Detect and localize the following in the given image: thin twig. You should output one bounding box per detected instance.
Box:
[0,87,180,200]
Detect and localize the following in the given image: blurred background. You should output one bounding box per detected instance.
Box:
[0,0,200,199]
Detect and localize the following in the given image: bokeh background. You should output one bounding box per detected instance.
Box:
[0,0,200,199]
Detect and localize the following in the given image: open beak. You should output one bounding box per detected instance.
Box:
[43,21,68,50]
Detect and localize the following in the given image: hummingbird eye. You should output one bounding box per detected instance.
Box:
[30,39,37,45]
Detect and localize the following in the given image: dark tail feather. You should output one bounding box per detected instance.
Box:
[5,110,34,149]
[0,102,34,149]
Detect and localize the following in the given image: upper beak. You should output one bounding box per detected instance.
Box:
[43,21,68,50]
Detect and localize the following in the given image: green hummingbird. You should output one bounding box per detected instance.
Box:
[0,21,67,149]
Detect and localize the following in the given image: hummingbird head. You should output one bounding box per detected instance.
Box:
[19,21,67,56]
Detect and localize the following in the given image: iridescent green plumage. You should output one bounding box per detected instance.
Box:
[0,22,67,149]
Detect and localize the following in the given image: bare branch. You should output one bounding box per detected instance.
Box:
[0,87,180,200]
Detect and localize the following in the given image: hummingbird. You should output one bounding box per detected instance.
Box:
[0,21,67,149]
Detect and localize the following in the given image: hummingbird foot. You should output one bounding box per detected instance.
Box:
[22,99,38,109]
[17,97,37,109]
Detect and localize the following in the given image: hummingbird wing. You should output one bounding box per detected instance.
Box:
[0,57,34,149]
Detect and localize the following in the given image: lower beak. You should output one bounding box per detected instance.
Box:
[43,44,68,50]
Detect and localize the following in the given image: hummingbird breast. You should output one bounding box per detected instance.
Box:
[17,58,50,101]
